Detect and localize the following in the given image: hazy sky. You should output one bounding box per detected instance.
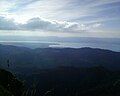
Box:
[0,0,120,38]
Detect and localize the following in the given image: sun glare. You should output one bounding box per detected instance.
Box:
[5,15,29,24]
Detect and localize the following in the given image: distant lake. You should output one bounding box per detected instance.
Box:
[0,41,120,52]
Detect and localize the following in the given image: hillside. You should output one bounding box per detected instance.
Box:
[0,44,120,70]
[0,44,120,96]
[0,69,24,96]
[18,66,120,96]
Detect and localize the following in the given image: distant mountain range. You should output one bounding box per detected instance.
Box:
[0,44,120,70]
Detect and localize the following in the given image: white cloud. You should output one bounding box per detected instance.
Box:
[0,0,119,38]
[0,0,120,23]
[0,16,102,32]
[3,0,119,21]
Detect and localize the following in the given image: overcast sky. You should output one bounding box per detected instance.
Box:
[0,0,120,38]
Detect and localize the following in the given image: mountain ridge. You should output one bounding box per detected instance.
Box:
[0,44,120,70]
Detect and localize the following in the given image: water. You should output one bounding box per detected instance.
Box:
[0,41,58,48]
[0,41,120,52]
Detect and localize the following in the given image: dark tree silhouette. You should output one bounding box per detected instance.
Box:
[7,59,10,68]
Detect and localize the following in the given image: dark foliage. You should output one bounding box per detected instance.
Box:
[0,69,24,96]
[18,66,120,96]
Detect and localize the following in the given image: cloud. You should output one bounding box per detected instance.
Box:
[0,0,120,38]
[3,0,119,22]
[0,0,120,25]
[8,0,41,12]
[0,16,102,32]
[0,16,18,30]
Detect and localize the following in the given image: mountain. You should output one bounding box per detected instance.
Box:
[18,66,120,96]
[0,68,23,96]
[0,44,120,70]
[0,44,120,96]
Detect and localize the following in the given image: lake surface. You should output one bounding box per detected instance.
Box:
[0,41,120,52]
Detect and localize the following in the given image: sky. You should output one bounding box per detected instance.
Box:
[0,0,120,38]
